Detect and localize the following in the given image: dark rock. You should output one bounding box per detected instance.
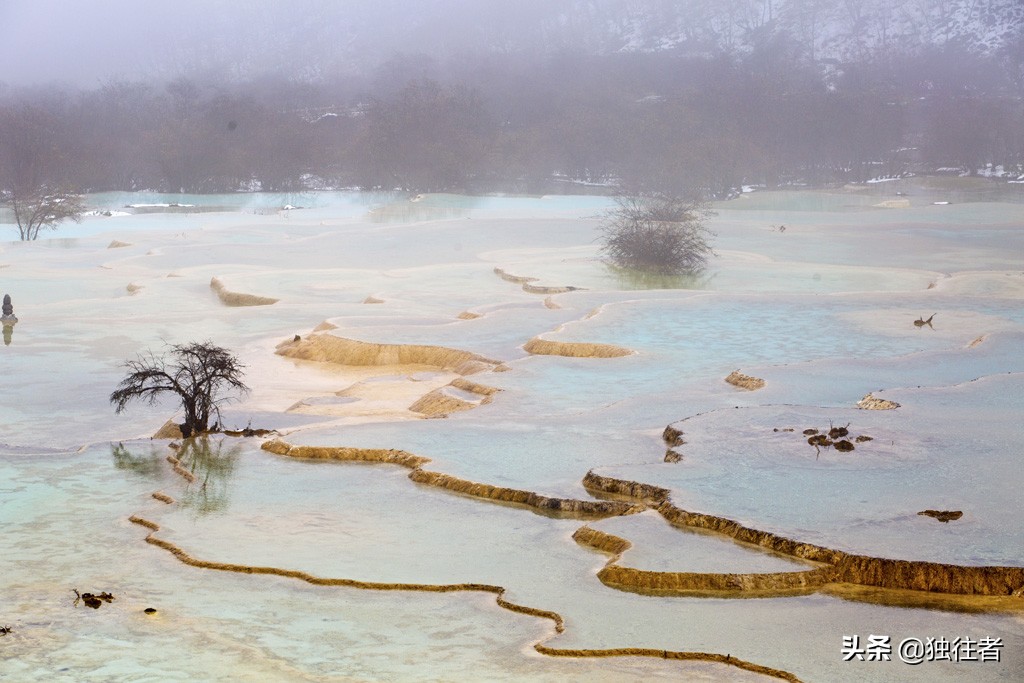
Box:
[918,510,963,523]
[808,434,831,447]
[74,589,115,609]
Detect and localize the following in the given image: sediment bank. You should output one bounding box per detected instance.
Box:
[210,277,279,306]
[276,334,505,375]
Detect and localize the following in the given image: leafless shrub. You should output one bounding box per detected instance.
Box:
[599,195,714,275]
[5,187,85,240]
[110,342,248,436]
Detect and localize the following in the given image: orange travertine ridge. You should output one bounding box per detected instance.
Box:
[156,434,1024,599]
[131,408,1024,682]
[126,513,801,682]
[209,276,279,306]
[255,438,1024,598]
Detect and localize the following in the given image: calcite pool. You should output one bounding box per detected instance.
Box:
[1,182,1022,681]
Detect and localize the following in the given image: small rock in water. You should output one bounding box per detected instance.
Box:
[73,589,116,609]
[918,510,963,523]
[828,425,849,439]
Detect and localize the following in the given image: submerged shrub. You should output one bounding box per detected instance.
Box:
[599,195,714,275]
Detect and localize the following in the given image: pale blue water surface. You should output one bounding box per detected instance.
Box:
[2,184,1023,681]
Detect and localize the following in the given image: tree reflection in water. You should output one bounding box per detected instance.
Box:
[111,442,164,479]
[175,436,241,516]
[605,264,715,290]
[110,436,241,515]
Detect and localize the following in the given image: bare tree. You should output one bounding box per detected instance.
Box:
[6,187,85,240]
[599,195,715,275]
[0,102,84,239]
[110,342,249,437]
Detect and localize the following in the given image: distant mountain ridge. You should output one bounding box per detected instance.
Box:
[154,0,1024,82]
[302,0,1024,66]
[544,0,1024,60]
[2,1,1020,88]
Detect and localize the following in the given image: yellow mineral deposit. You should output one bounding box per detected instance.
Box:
[408,378,500,417]
[261,438,643,518]
[582,470,670,503]
[165,452,197,483]
[492,267,538,284]
[857,393,901,410]
[494,267,583,295]
[407,469,644,517]
[407,388,477,416]
[579,471,1024,598]
[126,514,802,681]
[260,432,1024,600]
[209,276,279,306]
[261,439,430,468]
[522,337,633,358]
[597,564,831,596]
[153,419,186,439]
[725,370,766,390]
[276,334,504,375]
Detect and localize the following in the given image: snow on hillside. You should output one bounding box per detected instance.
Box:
[572,0,1024,60]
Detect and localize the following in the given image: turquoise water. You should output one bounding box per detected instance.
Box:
[2,186,1023,681]
[3,440,1022,682]
[600,373,1024,565]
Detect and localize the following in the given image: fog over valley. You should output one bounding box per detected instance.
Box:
[1,0,1021,196]
[2,4,1024,683]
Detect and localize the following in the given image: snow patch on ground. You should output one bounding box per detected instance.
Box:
[83,210,131,217]
[126,203,196,208]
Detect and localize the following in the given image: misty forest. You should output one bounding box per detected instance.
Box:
[2,1,1024,682]
[2,0,1023,196]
